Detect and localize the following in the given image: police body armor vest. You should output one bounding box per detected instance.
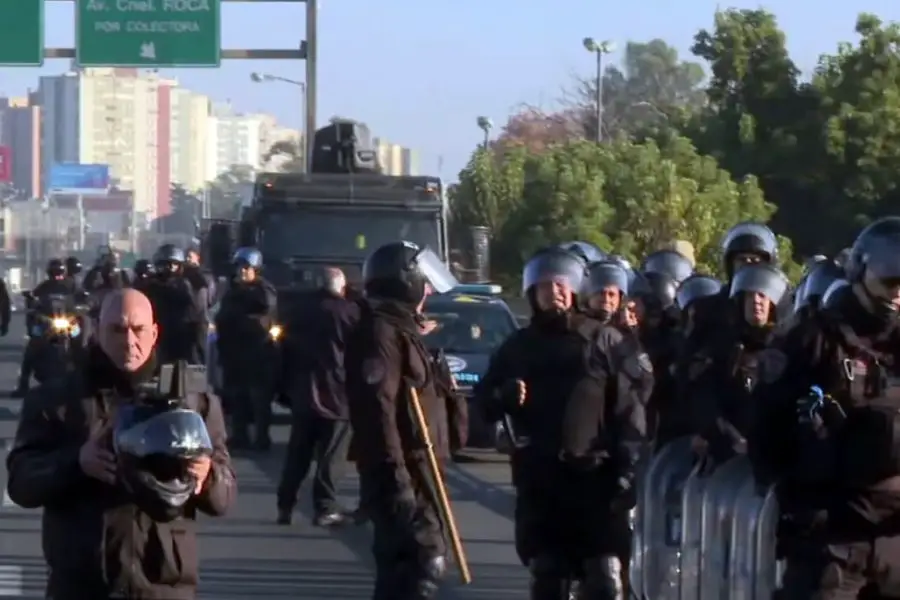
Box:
[826,319,900,486]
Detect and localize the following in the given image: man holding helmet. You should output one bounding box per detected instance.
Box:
[5,288,235,600]
[344,241,461,599]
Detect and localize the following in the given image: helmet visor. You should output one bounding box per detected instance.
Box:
[413,248,459,294]
[114,408,213,459]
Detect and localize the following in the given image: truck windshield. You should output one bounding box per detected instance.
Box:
[258,209,442,259]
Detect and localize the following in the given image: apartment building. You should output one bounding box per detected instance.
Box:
[0,96,41,199]
[169,87,211,194]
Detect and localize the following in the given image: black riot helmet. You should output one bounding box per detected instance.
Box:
[558,241,606,265]
[154,244,186,276]
[65,256,83,276]
[640,271,678,311]
[794,260,843,312]
[721,222,778,271]
[845,217,900,282]
[134,259,154,278]
[585,260,630,298]
[641,249,693,285]
[113,402,213,520]
[675,275,722,311]
[729,263,790,306]
[821,279,849,310]
[363,241,459,305]
[46,258,66,278]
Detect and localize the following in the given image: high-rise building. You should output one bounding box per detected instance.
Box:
[169,88,211,194]
[206,103,268,180]
[37,68,172,219]
[0,96,41,199]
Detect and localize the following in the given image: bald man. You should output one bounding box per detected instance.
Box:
[6,288,236,600]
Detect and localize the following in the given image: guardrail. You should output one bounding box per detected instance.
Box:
[630,437,782,600]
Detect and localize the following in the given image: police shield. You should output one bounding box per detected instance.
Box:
[729,264,789,305]
[412,247,459,294]
[586,261,630,296]
[522,249,587,295]
[675,275,722,311]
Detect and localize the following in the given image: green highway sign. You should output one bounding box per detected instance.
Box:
[0,0,44,66]
[76,0,221,67]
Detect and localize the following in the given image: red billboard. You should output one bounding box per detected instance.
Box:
[0,146,9,182]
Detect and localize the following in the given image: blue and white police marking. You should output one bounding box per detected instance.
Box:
[445,355,467,373]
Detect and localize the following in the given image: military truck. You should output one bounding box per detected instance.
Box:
[202,119,449,297]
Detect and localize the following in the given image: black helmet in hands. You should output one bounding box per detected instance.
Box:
[113,402,213,520]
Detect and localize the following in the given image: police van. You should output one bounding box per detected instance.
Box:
[421,284,519,448]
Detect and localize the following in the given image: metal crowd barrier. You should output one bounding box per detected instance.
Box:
[630,437,781,600]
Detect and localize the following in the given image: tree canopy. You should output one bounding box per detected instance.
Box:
[452,9,900,283]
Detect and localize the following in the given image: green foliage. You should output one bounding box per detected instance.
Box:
[455,9,900,285]
[452,136,793,280]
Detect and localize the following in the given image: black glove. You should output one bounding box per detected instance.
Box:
[797,386,845,434]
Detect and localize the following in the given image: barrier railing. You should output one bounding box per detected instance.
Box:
[630,437,781,600]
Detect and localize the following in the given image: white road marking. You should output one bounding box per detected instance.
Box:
[0,566,23,596]
[1,440,13,509]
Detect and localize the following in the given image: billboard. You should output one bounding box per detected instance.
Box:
[48,163,110,194]
[0,146,9,182]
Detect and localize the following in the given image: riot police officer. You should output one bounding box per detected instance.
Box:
[215,247,278,450]
[13,259,75,397]
[83,246,130,292]
[142,244,205,364]
[749,216,900,598]
[791,259,843,328]
[63,256,83,293]
[133,259,154,284]
[582,260,630,325]
[344,241,460,600]
[474,247,649,600]
[686,222,779,350]
[686,263,788,464]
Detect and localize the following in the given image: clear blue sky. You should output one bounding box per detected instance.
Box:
[3,0,899,182]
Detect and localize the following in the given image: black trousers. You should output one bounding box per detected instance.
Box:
[227,385,273,445]
[782,536,900,599]
[361,460,447,600]
[277,413,352,513]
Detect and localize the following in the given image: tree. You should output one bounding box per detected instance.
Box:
[570,39,707,140]
[206,164,254,221]
[452,135,800,281]
[263,140,306,173]
[687,10,900,255]
[152,183,200,235]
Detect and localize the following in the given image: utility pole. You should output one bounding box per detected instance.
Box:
[305,0,318,173]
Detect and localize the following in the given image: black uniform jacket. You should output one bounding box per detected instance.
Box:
[4,349,236,600]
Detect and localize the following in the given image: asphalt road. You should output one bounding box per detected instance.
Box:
[0,316,527,599]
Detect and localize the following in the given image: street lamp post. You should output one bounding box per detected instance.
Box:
[476,116,493,150]
[582,38,616,143]
[250,72,308,173]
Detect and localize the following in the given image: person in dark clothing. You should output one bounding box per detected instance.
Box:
[685,222,779,354]
[0,274,10,338]
[5,288,235,600]
[13,258,75,397]
[277,267,360,526]
[181,255,211,363]
[475,247,649,600]
[133,259,154,284]
[83,246,131,292]
[685,263,788,464]
[64,256,84,293]
[215,247,278,450]
[141,245,206,364]
[344,241,462,600]
[749,216,900,599]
